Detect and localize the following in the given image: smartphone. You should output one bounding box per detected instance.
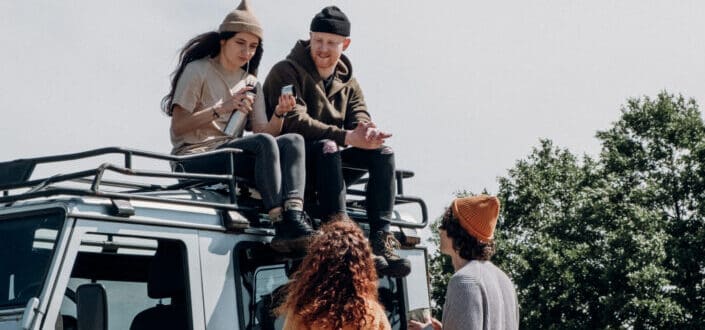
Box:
[281,84,293,96]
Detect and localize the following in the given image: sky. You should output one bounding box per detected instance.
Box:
[1,0,704,243]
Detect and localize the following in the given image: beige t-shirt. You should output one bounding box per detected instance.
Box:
[170,57,268,155]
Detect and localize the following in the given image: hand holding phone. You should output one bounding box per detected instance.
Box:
[281,84,293,96]
[274,85,296,118]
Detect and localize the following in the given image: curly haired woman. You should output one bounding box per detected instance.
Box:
[278,217,390,329]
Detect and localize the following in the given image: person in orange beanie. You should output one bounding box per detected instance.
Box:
[409,195,519,330]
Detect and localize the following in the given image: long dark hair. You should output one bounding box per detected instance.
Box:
[161,31,264,116]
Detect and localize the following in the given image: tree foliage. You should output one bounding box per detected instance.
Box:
[427,92,705,328]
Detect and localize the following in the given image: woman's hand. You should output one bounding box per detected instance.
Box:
[273,94,296,118]
[222,86,255,116]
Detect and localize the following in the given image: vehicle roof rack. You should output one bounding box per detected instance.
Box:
[0,147,247,211]
[0,146,427,229]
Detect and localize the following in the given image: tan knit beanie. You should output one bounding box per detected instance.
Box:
[451,195,500,242]
[218,0,263,40]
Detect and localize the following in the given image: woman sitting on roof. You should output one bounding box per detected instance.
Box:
[162,0,312,253]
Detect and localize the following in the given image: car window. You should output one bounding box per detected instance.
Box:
[59,236,191,330]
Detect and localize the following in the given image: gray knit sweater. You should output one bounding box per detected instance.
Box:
[441,261,519,330]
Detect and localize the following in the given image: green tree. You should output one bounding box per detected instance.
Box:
[427,92,705,328]
[596,92,705,327]
[495,140,613,328]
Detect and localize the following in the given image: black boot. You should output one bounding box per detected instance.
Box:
[370,230,411,278]
[373,255,389,276]
[271,210,315,254]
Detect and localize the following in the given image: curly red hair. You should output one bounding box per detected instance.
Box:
[277,217,379,329]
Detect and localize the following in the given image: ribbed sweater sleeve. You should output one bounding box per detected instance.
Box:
[443,275,484,330]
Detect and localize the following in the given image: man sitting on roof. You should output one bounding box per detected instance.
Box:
[263,6,410,277]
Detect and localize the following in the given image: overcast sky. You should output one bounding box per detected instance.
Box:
[2,1,704,234]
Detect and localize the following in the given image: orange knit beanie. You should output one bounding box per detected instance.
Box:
[451,195,500,242]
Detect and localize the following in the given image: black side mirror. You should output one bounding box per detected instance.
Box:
[76,283,108,330]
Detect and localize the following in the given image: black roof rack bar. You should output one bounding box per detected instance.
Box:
[72,175,251,192]
[395,170,414,195]
[0,147,245,206]
[342,167,415,196]
[2,146,243,179]
[7,146,241,167]
[346,188,428,229]
[1,169,102,191]
[2,147,428,230]
[71,177,162,191]
[394,195,428,228]
[0,187,257,214]
[0,164,232,192]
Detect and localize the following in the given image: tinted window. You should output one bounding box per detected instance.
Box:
[0,209,64,308]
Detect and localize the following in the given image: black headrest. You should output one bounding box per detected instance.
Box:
[147,240,186,299]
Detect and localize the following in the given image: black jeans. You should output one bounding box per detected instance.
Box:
[176,133,305,211]
[305,140,396,232]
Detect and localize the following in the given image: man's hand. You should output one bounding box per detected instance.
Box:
[408,317,442,330]
[344,122,392,149]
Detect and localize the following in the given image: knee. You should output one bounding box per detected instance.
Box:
[253,133,277,147]
[379,145,394,156]
[253,134,278,155]
[278,133,305,151]
[319,139,339,155]
[374,146,395,169]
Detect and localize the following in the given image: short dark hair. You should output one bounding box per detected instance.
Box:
[440,208,495,261]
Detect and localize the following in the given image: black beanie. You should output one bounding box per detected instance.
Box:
[310,6,350,37]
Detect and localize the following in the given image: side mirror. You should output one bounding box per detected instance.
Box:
[76,283,108,330]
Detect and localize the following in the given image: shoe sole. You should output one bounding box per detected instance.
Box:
[374,256,389,274]
[271,235,312,254]
[378,259,411,278]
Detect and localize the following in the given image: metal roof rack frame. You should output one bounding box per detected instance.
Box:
[0,146,428,229]
[0,147,245,210]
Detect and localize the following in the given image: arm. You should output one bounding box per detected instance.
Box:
[264,62,387,148]
[264,61,349,144]
[171,103,227,136]
[251,89,296,136]
[342,80,393,147]
[343,79,371,129]
[443,276,484,330]
[171,62,251,136]
[172,89,253,137]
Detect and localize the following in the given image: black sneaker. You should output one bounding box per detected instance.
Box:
[373,255,389,275]
[370,230,411,278]
[271,210,315,254]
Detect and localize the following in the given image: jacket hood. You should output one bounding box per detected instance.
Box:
[286,40,353,83]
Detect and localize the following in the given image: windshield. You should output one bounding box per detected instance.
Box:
[0,209,64,309]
